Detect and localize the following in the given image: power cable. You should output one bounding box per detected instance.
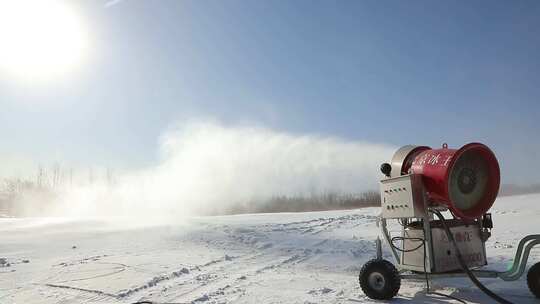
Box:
[430,209,514,304]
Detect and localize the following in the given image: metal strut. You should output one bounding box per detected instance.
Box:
[378,218,399,263]
[498,234,540,281]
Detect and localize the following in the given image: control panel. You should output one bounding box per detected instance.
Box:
[380,174,425,219]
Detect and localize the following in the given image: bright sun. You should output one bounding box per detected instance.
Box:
[0,0,88,82]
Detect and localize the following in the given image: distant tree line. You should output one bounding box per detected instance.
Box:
[0,177,55,216]
[0,165,115,216]
[3,164,539,217]
[217,191,381,215]
[499,183,540,197]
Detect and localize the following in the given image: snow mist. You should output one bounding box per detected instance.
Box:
[22,122,396,218]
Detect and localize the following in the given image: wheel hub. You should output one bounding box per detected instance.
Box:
[368,271,386,291]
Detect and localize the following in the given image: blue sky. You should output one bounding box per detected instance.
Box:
[1,0,539,185]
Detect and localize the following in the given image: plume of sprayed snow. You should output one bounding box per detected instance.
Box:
[40,121,395,218]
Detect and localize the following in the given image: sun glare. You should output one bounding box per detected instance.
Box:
[0,0,88,82]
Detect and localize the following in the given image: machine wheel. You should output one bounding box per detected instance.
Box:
[528,262,540,298]
[359,259,400,300]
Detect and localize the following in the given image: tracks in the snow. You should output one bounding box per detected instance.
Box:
[43,283,119,298]
[43,211,374,303]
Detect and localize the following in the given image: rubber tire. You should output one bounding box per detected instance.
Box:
[527,262,540,298]
[359,259,401,300]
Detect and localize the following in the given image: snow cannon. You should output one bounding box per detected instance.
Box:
[359,142,540,303]
[386,143,500,219]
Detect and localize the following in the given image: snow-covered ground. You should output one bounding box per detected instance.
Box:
[1,194,539,304]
